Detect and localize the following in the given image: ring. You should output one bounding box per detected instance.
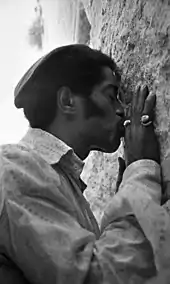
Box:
[140,115,152,126]
[123,119,131,127]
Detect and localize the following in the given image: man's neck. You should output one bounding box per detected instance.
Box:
[46,126,90,161]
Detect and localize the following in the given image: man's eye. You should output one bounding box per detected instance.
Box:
[105,86,119,104]
[109,95,116,103]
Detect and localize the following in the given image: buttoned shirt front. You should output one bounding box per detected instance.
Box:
[0,127,169,284]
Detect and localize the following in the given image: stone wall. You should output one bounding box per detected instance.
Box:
[76,1,91,44]
[81,0,170,223]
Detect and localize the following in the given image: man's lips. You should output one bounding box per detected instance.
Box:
[108,122,125,142]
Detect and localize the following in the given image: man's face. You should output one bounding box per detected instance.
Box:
[78,67,125,153]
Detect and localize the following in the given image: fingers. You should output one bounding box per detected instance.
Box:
[125,104,131,119]
[115,157,126,193]
[118,157,126,174]
[132,85,140,113]
[132,85,149,115]
[138,85,149,111]
[142,93,156,120]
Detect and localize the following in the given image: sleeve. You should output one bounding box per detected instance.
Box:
[0,263,29,284]
[101,160,170,274]
[2,159,160,284]
[161,158,170,202]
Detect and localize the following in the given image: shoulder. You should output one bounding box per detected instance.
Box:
[0,143,55,173]
[0,143,62,195]
[0,144,46,177]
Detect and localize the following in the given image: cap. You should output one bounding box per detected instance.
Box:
[14,44,114,109]
[14,45,72,108]
[14,44,60,109]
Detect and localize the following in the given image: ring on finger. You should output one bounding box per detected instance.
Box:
[140,115,152,126]
[123,119,131,127]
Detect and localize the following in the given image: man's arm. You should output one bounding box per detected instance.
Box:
[101,159,167,272]
[0,84,164,284]
[0,158,158,284]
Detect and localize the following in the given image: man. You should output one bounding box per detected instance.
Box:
[0,44,165,283]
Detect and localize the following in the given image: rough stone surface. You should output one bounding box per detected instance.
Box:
[76,1,91,44]
[80,0,170,224]
[82,148,123,223]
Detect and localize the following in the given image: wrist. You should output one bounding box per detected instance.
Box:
[120,159,161,203]
[126,156,160,167]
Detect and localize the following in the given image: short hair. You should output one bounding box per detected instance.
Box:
[16,44,119,129]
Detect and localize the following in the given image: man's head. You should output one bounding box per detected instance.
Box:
[15,44,124,159]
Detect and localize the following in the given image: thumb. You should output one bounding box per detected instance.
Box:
[118,157,126,175]
[115,157,126,193]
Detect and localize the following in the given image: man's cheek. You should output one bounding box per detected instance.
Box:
[84,98,106,119]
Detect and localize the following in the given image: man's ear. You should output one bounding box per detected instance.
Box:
[57,87,76,114]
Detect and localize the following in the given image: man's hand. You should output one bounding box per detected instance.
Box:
[124,85,160,166]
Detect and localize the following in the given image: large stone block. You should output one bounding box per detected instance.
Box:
[81,0,170,223]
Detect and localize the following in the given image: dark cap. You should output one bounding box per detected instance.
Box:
[14,44,115,109]
[14,57,44,108]
[14,45,86,109]
[14,44,96,109]
[14,46,61,109]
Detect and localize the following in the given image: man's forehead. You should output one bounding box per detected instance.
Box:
[101,66,120,86]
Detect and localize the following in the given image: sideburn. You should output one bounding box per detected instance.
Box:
[83,97,105,119]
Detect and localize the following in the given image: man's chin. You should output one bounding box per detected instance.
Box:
[108,139,121,153]
[119,126,125,139]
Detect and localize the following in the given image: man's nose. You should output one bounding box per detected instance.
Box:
[116,104,124,118]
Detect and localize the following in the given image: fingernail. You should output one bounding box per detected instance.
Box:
[142,84,148,92]
[149,92,156,97]
[136,82,142,91]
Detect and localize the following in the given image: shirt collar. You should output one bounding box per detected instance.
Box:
[19,128,85,178]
